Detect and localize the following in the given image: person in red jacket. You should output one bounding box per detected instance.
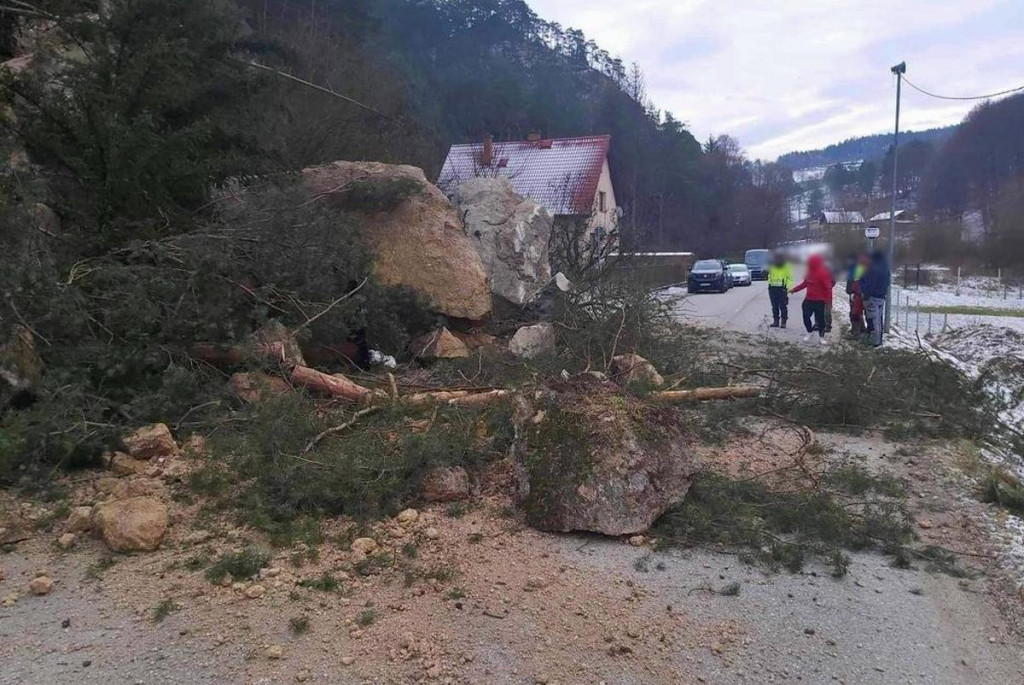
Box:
[790,253,833,344]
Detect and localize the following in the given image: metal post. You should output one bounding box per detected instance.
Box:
[885,62,905,333]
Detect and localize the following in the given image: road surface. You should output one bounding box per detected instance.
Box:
[667,272,841,343]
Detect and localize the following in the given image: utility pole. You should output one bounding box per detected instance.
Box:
[885,61,906,333]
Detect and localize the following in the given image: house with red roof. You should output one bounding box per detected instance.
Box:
[436,133,618,240]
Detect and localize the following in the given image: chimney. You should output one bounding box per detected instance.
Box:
[526,131,541,142]
[481,135,493,167]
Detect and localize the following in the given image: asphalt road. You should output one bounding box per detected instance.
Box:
[668,271,839,344]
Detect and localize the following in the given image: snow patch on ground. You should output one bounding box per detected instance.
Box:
[893,281,1024,335]
[928,324,1024,584]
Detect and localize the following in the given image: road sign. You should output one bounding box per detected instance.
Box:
[865,225,880,239]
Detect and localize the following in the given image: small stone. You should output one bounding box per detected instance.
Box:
[266,644,284,660]
[56,533,76,549]
[397,508,419,525]
[65,507,94,534]
[626,625,642,639]
[350,537,378,556]
[340,656,355,666]
[122,422,177,460]
[295,670,311,682]
[804,627,816,635]
[424,527,440,540]
[29,575,54,596]
[244,584,266,599]
[628,535,646,547]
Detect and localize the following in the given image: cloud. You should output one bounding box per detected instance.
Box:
[528,0,1023,159]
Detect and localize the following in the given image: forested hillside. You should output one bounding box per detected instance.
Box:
[778,125,956,171]
[1,0,793,254]
[239,0,797,253]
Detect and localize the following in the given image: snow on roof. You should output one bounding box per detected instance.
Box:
[436,135,611,216]
[820,210,865,224]
[868,210,912,222]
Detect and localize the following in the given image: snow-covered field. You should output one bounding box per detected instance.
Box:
[893,276,1024,335]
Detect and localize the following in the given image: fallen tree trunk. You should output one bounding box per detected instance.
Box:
[189,343,246,367]
[447,389,509,408]
[290,365,377,402]
[650,386,761,402]
[402,390,473,406]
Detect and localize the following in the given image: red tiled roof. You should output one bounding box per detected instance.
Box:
[436,135,611,216]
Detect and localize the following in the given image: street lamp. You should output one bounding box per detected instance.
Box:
[885,61,906,334]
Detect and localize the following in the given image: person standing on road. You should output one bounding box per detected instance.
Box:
[859,249,891,347]
[767,252,793,328]
[845,254,868,337]
[790,253,832,345]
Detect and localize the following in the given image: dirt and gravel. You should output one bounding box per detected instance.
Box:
[4,422,1024,685]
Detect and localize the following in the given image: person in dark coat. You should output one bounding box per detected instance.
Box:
[859,250,891,347]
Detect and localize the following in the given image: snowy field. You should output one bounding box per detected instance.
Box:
[893,275,1024,335]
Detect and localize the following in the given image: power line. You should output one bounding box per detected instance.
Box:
[901,75,1024,101]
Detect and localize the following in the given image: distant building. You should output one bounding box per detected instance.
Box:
[437,134,618,243]
[818,210,865,227]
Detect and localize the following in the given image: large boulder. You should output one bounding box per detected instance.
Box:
[92,497,168,553]
[508,322,556,359]
[452,178,553,306]
[510,378,696,536]
[302,162,491,320]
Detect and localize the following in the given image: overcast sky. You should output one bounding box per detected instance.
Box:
[528,0,1024,160]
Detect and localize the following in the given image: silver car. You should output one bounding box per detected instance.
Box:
[728,263,752,286]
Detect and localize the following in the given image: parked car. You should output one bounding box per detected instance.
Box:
[728,263,752,286]
[687,259,733,293]
[744,248,770,280]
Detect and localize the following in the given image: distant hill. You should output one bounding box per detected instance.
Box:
[777,125,957,170]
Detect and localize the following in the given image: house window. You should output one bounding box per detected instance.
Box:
[598,191,607,213]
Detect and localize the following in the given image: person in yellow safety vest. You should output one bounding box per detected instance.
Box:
[767,252,793,328]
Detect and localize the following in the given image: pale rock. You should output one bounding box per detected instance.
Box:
[554,272,572,292]
[266,644,284,660]
[122,423,177,460]
[424,527,440,540]
[508,323,556,359]
[110,452,148,476]
[93,497,169,552]
[244,584,266,599]
[451,177,553,306]
[397,508,419,525]
[410,327,470,360]
[29,575,53,595]
[350,537,378,557]
[295,670,312,682]
[340,657,355,666]
[628,535,646,547]
[65,507,93,534]
[56,533,76,549]
[609,354,664,388]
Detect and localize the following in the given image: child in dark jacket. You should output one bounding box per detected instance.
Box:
[790,254,833,344]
